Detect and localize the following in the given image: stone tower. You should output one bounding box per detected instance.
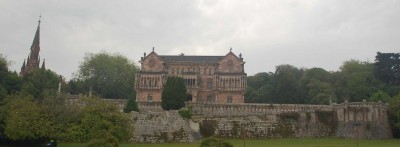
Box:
[20,17,45,76]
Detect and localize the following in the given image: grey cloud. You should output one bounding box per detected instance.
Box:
[1,0,399,80]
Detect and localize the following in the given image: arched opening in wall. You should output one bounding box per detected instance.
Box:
[186,94,193,102]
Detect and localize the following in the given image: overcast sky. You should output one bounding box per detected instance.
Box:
[1,0,399,80]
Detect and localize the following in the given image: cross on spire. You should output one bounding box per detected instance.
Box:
[38,15,42,24]
[230,47,232,52]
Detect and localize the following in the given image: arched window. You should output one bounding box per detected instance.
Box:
[227,96,233,103]
[147,95,153,102]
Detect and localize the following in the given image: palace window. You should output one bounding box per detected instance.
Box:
[227,96,233,103]
[207,81,213,89]
[147,95,153,102]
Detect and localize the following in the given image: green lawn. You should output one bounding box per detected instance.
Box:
[59,138,400,147]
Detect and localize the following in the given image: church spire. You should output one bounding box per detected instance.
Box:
[20,16,43,76]
[30,16,41,56]
[41,59,45,70]
[21,59,26,71]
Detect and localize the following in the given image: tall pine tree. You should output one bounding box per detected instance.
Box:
[161,77,187,110]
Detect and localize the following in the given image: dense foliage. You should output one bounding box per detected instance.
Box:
[0,94,131,145]
[123,97,139,113]
[71,52,137,99]
[21,68,67,100]
[246,60,383,103]
[245,52,400,137]
[161,76,187,110]
[0,54,132,145]
[63,97,131,143]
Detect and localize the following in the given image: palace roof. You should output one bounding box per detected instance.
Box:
[159,55,224,63]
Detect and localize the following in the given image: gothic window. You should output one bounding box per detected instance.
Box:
[147,95,153,102]
[207,81,213,89]
[149,79,152,86]
[208,68,212,75]
[227,96,233,103]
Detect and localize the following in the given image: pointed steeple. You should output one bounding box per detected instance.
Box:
[41,59,46,69]
[20,16,43,76]
[30,16,41,60]
[21,59,26,71]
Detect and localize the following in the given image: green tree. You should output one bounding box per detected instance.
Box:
[74,52,137,99]
[374,52,400,96]
[68,79,89,95]
[2,71,22,94]
[161,77,187,110]
[245,72,275,103]
[272,65,305,104]
[64,96,131,143]
[0,54,8,84]
[306,79,336,104]
[389,93,400,138]
[39,94,82,141]
[0,86,6,102]
[334,60,381,102]
[300,68,335,104]
[369,90,391,102]
[21,69,63,100]
[301,68,332,83]
[123,96,139,113]
[374,52,400,85]
[0,54,22,100]
[2,93,49,140]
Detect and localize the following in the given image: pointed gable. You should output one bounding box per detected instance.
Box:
[217,51,244,73]
[141,51,164,72]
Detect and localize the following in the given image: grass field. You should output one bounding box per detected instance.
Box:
[59,138,400,147]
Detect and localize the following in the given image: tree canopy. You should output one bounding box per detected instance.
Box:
[21,68,65,100]
[161,76,187,110]
[73,52,137,99]
[375,52,400,85]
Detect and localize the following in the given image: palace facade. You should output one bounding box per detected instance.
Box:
[135,49,247,103]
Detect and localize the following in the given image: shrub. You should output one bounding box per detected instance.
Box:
[200,120,218,138]
[123,97,139,113]
[178,108,192,119]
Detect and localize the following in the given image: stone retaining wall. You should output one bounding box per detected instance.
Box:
[131,110,193,143]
